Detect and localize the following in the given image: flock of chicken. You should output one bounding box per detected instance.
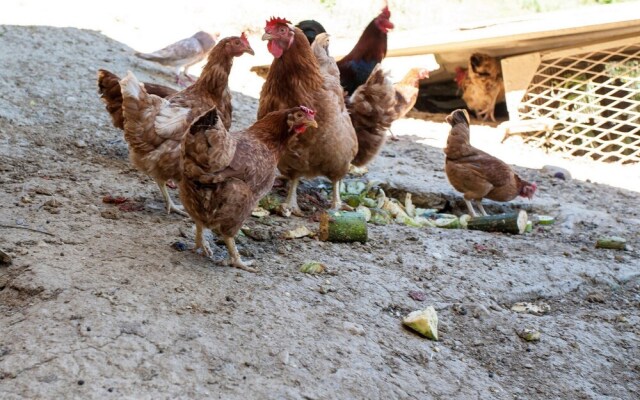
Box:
[96,6,535,272]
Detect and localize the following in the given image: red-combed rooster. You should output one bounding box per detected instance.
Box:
[336,5,394,95]
[259,17,397,216]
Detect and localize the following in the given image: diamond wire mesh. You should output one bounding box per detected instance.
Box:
[518,41,640,163]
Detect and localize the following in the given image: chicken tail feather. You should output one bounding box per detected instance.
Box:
[347,64,396,167]
[97,69,125,130]
[120,71,164,153]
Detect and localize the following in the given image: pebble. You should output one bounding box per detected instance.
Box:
[171,241,188,252]
[35,187,53,196]
[343,321,365,336]
[0,248,12,266]
[100,208,120,220]
[541,165,572,180]
[44,198,62,208]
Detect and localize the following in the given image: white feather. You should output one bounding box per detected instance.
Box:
[155,102,190,139]
[119,71,141,100]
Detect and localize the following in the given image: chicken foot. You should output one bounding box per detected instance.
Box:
[222,236,257,273]
[194,223,213,257]
[157,180,189,217]
[279,177,304,217]
[331,180,353,211]
[464,199,488,217]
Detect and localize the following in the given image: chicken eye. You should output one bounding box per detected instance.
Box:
[234,40,240,46]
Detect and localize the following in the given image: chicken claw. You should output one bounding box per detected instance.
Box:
[223,236,258,273]
[194,224,213,257]
[158,181,189,217]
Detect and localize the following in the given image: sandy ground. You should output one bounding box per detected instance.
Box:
[0,18,639,400]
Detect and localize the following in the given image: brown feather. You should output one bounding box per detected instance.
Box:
[97,69,177,130]
[444,109,535,203]
[459,53,505,122]
[259,27,357,183]
[180,107,314,238]
[348,64,396,167]
[119,35,250,186]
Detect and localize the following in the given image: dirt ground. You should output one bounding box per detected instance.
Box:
[1,25,639,399]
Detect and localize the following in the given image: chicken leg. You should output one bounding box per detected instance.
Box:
[331,179,352,211]
[194,223,213,257]
[281,177,304,216]
[464,199,478,217]
[476,201,488,216]
[157,180,189,216]
[223,236,257,273]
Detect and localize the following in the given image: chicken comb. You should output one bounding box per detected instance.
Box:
[266,17,292,30]
[240,32,249,47]
[299,105,315,118]
[379,5,391,18]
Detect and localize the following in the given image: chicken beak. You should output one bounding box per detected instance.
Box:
[261,33,274,41]
[245,46,255,55]
[307,120,318,129]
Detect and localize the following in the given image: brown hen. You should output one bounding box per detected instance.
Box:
[458,53,505,122]
[259,18,397,215]
[444,109,537,216]
[259,18,357,215]
[180,106,317,271]
[392,68,430,121]
[118,34,254,216]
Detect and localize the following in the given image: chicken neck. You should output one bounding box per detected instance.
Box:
[194,46,235,100]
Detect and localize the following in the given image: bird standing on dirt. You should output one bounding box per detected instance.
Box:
[444,109,537,216]
[180,106,318,271]
[135,31,219,86]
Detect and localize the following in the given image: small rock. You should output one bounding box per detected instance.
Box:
[343,321,365,336]
[35,187,53,196]
[408,290,426,302]
[472,305,490,319]
[44,198,62,208]
[586,292,606,303]
[541,165,572,180]
[452,304,468,315]
[75,140,87,148]
[101,208,120,220]
[278,350,289,365]
[0,248,12,266]
[171,241,188,252]
[511,302,550,315]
